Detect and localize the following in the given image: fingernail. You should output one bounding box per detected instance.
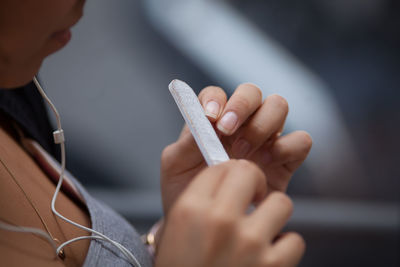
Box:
[204,101,220,119]
[217,111,238,134]
[232,139,251,158]
[262,151,272,165]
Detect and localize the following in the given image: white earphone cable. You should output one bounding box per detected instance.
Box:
[0,220,58,254]
[0,77,142,267]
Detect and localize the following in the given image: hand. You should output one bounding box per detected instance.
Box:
[156,160,305,267]
[161,83,312,214]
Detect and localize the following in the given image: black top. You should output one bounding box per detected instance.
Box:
[0,81,58,158]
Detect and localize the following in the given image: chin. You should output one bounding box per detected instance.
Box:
[0,38,66,89]
[0,76,34,89]
[0,61,42,89]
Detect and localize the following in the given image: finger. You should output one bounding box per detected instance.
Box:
[184,161,232,198]
[178,124,191,139]
[255,130,312,171]
[269,131,312,169]
[273,131,313,173]
[261,131,312,195]
[231,94,289,159]
[246,192,293,241]
[247,131,312,192]
[263,232,305,267]
[216,83,262,136]
[215,160,267,214]
[161,126,204,176]
[198,86,227,122]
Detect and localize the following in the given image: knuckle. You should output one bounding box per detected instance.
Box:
[264,254,285,267]
[230,96,251,112]
[160,144,177,172]
[270,192,293,214]
[238,229,264,251]
[269,94,289,113]
[207,209,235,231]
[236,159,258,170]
[236,160,266,189]
[250,120,269,138]
[237,160,264,178]
[161,144,173,161]
[171,197,202,222]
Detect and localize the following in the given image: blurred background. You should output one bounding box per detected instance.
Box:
[39,0,399,266]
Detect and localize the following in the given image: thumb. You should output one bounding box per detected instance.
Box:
[161,125,205,176]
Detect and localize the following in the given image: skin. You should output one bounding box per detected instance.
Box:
[0,0,85,88]
[0,1,312,266]
[158,85,312,266]
[161,84,313,215]
[157,161,305,267]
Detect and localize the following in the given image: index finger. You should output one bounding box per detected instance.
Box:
[198,86,227,122]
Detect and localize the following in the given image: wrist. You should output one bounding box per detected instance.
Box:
[142,219,164,257]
